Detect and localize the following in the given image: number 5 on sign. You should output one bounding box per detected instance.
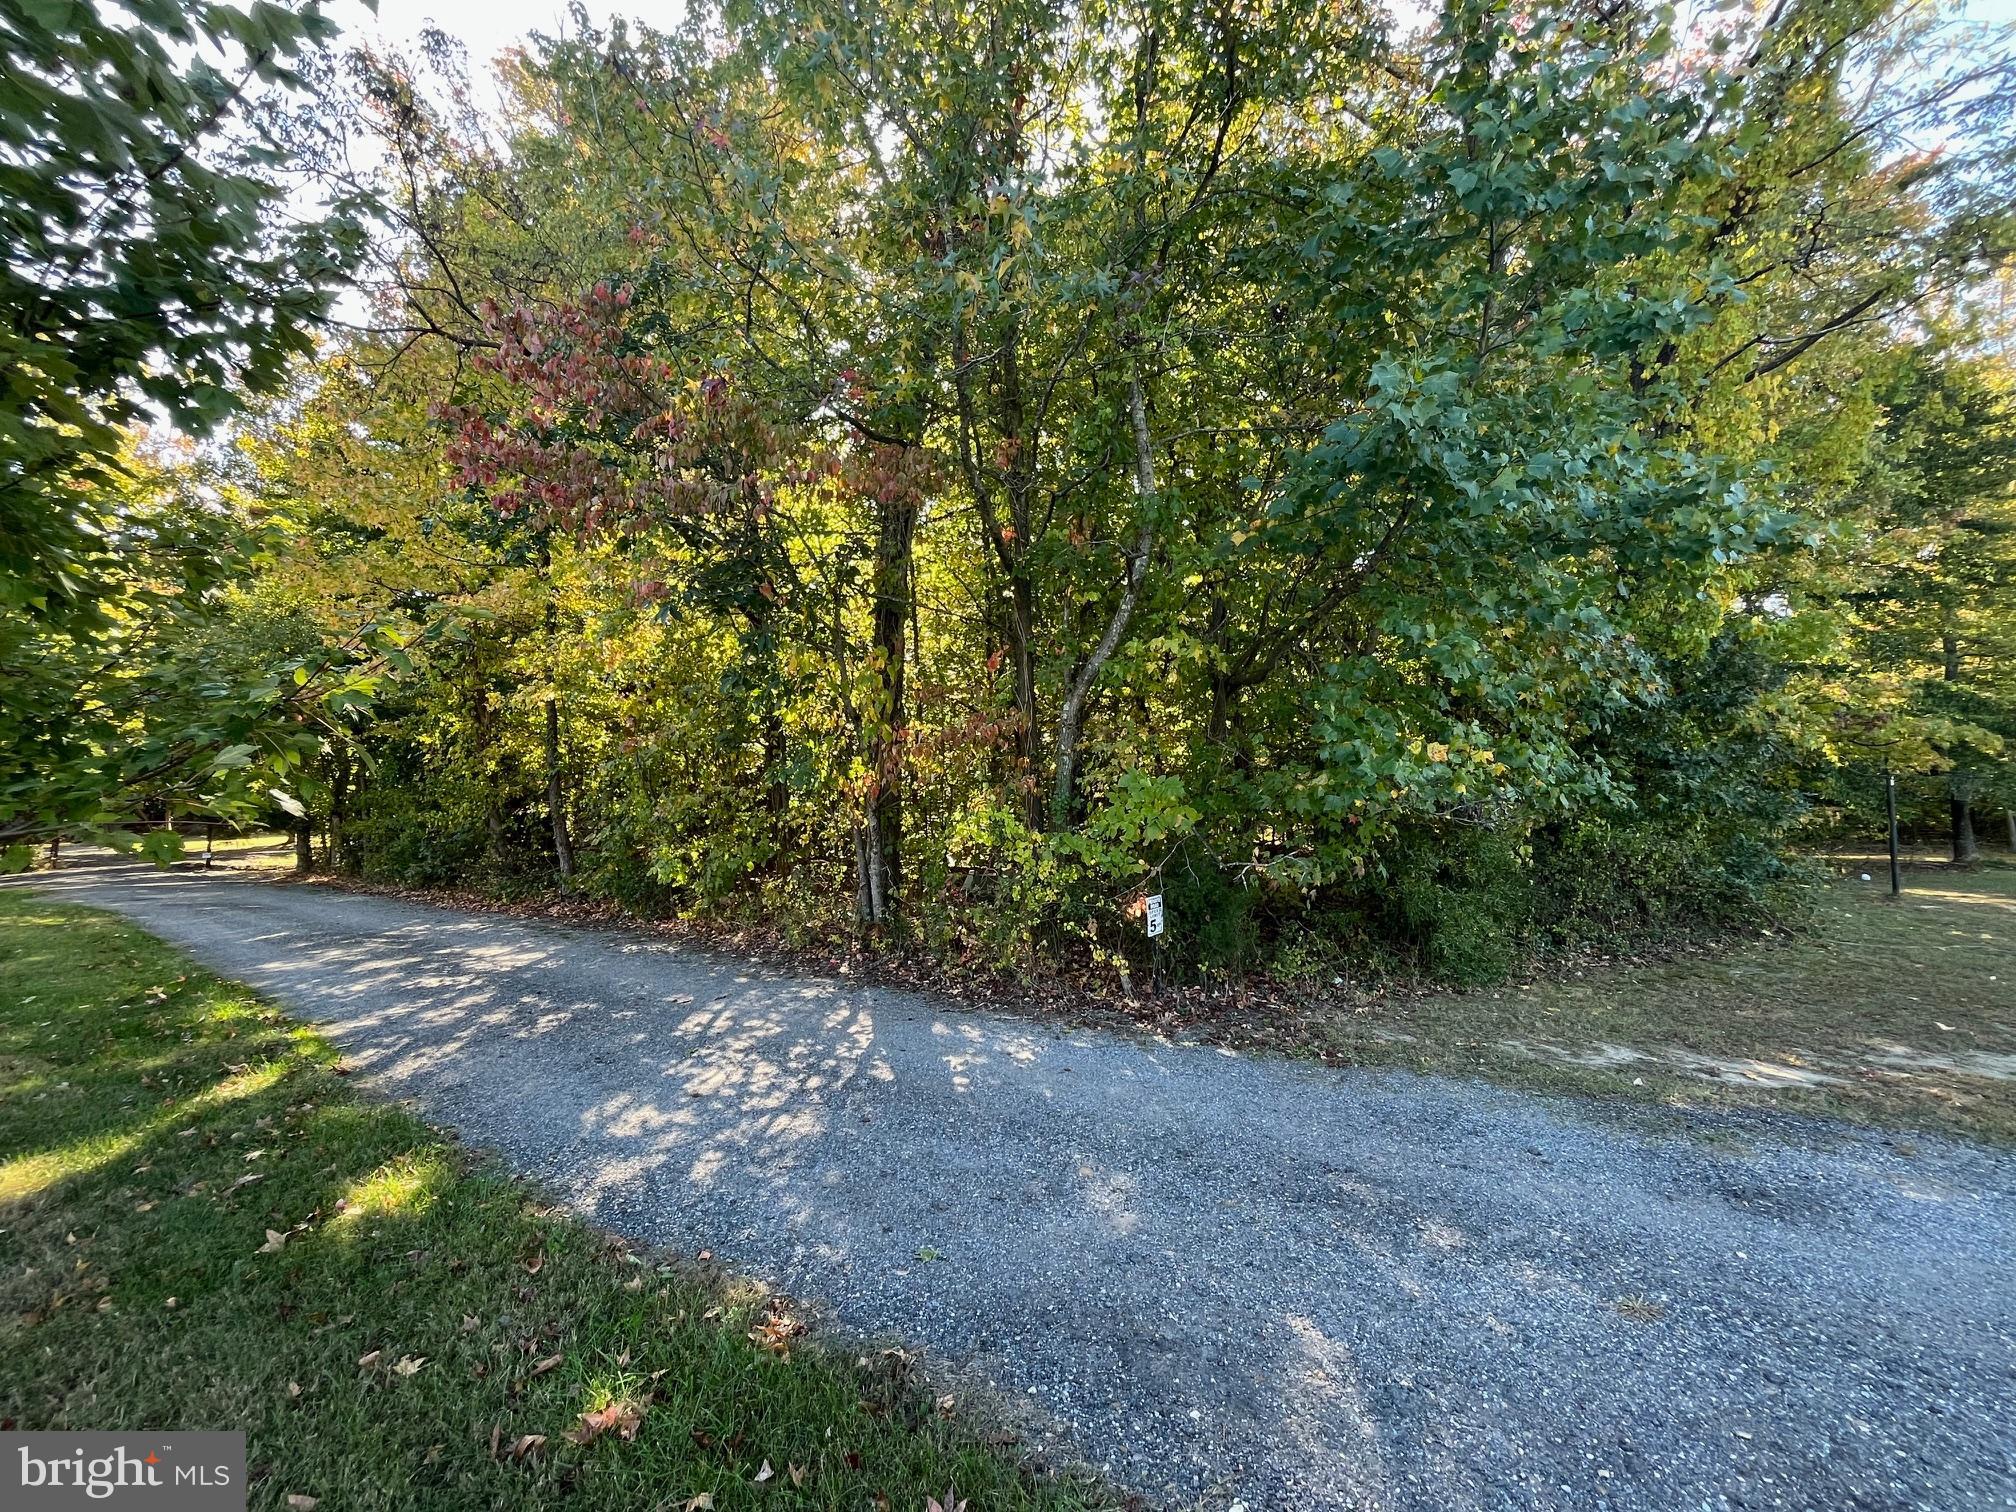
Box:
[1144,893,1165,938]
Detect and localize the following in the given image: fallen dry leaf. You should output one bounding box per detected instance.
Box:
[461,1313,480,1333]
[509,1434,546,1461]
[753,1459,774,1483]
[682,1496,714,1512]
[285,1496,318,1511]
[258,1229,288,1254]
[788,1462,807,1487]
[393,1355,426,1377]
[568,1399,646,1445]
[356,1350,382,1370]
[529,1353,563,1377]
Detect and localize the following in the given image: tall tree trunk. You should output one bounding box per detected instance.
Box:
[2006,809,2015,852]
[1052,368,1156,825]
[293,820,313,874]
[857,470,920,927]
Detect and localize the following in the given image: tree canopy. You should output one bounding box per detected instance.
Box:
[6,0,2016,982]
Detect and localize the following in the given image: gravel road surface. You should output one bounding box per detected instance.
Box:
[13,860,2016,1510]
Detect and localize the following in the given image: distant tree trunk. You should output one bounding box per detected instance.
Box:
[1951,792,1979,866]
[293,821,313,874]
[470,668,505,863]
[2006,809,2016,851]
[539,548,575,885]
[1943,628,1978,866]
[544,694,574,883]
[327,746,351,873]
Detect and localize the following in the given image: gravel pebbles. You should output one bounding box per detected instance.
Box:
[20,861,2016,1511]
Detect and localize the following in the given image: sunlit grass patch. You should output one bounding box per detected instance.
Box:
[0,893,1106,1512]
[1314,860,2016,1141]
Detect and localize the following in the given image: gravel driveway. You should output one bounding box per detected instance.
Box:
[14,861,2016,1510]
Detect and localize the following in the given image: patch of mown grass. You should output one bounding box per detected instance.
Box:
[0,894,1107,1511]
[1311,857,2016,1142]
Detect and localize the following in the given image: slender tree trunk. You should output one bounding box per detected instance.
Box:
[857,470,920,927]
[542,574,575,883]
[471,672,505,862]
[1052,368,1157,825]
[2005,809,2015,852]
[293,821,313,874]
[327,746,351,873]
[544,695,574,882]
[1942,629,1978,865]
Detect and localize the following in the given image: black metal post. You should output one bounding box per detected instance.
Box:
[1886,770,1901,897]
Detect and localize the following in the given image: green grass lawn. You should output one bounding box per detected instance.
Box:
[1314,856,2016,1142]
[0,894,1107,1511]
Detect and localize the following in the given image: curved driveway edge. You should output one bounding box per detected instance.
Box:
[11,862,2016,1510]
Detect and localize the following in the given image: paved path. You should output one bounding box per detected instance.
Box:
[13,862,2016,1510]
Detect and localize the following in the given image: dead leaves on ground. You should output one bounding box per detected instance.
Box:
[568,1399,646,1445]
[747,1297,804,1358]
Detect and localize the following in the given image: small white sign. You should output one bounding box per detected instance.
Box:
[1144,893,1165,938]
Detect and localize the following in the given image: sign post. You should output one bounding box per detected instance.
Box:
[1144,892,1165,995]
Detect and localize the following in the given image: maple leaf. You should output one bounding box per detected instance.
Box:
[393,1355,426,1377]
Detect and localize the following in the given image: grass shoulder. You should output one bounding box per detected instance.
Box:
[1298,855,2016,1143]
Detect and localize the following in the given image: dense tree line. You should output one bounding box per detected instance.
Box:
[6,0,2016,984]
